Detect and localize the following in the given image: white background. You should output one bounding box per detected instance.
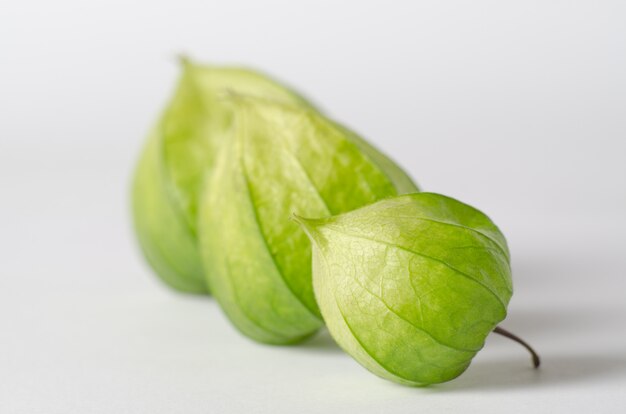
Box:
[1,1,625,412]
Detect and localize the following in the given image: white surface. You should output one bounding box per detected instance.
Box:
[1,1,625,413]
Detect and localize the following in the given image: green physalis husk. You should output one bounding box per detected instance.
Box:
[132,60,313,293]
[198,96,418,344]
[296,193,512,386]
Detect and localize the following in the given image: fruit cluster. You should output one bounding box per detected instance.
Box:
[132,59,537,386]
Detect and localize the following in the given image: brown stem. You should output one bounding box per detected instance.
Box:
[493,326,541,368]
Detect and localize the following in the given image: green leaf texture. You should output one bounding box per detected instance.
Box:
[132,128,205,292]
[296,193,512,385]
[132,61,311,293]
[199,97,418,344]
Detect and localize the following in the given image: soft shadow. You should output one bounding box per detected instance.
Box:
[433,354,626,392]
[296,329,343,353]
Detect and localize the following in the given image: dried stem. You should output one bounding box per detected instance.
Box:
[493,326,541,368]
